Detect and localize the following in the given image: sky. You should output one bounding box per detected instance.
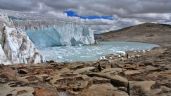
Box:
[0,0,171,33]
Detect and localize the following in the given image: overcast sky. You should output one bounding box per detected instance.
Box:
[0,0,171,33]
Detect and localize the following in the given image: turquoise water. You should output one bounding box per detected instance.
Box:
[40,41,159,62]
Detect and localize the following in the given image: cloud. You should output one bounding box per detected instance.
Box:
[0,0,171,33]
[0,0,39,11]
[1,0,171,17]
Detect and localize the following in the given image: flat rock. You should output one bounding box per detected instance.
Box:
[33,87,58,96]
[0,83,34,96]
[80,84,128,96]
[145,65,158,71]
[159,70,171,78]
[74,67,95,74]
[87,73,128,87]
[54,76,89,91]
[91,77,110,84]
[124,70,141,75]
[102,68,123,74]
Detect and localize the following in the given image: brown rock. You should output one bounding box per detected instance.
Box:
[145,65,158,71]
[32,68,54,75]
[54,76,89,91]
[124,70,141,75]
[69,63,85,70]
[87,73,128,87]
[102,68,123,74]
[80,84,128,96]
[25,75,40,82]
[0,83,34,96]
[130,81,156,96]
[159,70,171,79]
[97,60,112,69]
[91,77,110,84]
[74,67,95,74]
[130,81,156,92]
[33,87,58,96]
[0,66,17,81]
[18,69,28,74]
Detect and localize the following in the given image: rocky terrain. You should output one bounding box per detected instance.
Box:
[0,46,171,96]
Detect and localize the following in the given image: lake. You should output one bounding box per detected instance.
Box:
[40,41,159,62]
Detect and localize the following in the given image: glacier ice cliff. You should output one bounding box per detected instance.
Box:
[0,14,43,64]
[13,20,95,48]
[26,24,95,47]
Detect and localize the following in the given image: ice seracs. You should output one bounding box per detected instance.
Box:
[0,14,43,64]
[2,25,43,64]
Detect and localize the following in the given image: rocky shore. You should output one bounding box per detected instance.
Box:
[0,46,171,96]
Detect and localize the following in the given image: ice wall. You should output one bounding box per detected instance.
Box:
[26,24,95,48]
[13,20,95,48]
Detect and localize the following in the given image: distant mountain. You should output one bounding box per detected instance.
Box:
[96,23,171,46]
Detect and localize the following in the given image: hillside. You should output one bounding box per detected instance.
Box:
[96,23,171,46]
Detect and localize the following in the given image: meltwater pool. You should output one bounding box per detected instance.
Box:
[40,41,159,62]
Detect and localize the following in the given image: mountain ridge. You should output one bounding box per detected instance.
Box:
[96,23,171,46]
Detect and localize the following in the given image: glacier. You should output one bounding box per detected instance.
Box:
[15,22,95,48]
[10,14,95,48]
[0,14,43,64]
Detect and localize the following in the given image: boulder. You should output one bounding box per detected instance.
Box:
[130,81,156,95]
[0,66,17,81]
